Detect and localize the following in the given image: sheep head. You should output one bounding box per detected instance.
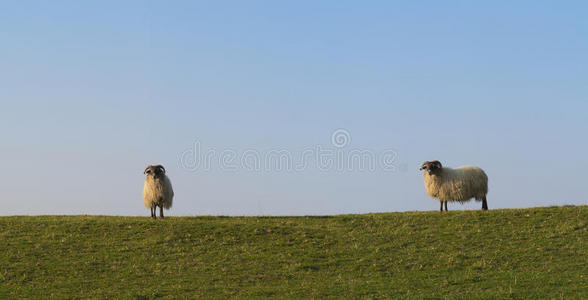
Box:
[144,165,166,179]
[420,160,442,175]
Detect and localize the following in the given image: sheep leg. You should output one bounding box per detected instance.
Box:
[482,196,488,210]
[444,201,448,212]
[159,206,164,219]
[151,206,156,219]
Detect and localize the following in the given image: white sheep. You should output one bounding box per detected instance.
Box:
[143,165,174,219]
[419,160,488,212]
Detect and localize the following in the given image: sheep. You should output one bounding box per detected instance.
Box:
[143,164,174,219]
[419,160,488,212]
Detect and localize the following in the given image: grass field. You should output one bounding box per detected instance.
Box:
[1,206,587,299]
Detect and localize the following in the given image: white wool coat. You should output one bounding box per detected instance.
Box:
[424,166,488,203]
[143,175,174,209]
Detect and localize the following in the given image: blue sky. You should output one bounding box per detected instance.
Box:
[1,1,587,215]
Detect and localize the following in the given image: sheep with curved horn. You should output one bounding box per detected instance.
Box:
[143,164,174,219]
[420,160,488,212]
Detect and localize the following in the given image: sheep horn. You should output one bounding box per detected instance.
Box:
[144,166,151,174]
[156,165,166,174]
[419,161,428,170]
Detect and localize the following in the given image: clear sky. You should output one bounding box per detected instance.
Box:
[1,1,587,216]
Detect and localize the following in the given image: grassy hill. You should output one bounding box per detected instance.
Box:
[1,206,587,299]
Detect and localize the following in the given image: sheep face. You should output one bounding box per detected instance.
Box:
[420,160,442,175]
[144,165,166,179]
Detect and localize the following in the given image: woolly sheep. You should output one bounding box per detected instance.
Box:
[420,160,488,212]
[143,164,174,219]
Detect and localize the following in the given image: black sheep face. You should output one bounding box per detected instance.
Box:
[144,165,166,179]
[420,160,442,175]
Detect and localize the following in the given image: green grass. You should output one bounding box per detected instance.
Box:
[1,206,587,299]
